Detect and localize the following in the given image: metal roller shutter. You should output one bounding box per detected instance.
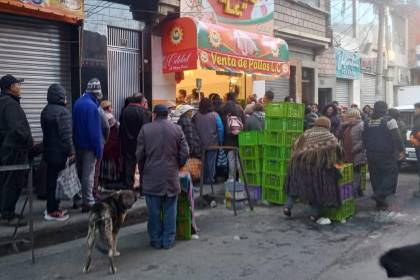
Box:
[360,73,376,107]
[265,77,290,102]
[336,79,350,106]
[0,13,72,141]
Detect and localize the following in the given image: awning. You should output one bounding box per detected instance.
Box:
[162,17,289,77]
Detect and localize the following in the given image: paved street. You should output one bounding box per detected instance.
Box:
[1,170,420,280]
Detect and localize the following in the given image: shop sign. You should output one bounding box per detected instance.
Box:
[335,48,361,80]
[199,49,289,76]
[181,0,274,35]
[361,57,377,73]
[163,49,198,73]
[0,0,83,23]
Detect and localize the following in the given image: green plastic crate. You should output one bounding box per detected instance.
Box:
[263,186,286,205]
[242,159,262,173]
[263,159,287,175]
[262,172,286,189]
[177,192,191,219]
[239,131,260,146]
[287,119,304,132]
[264,131,285,146]
[287,103,305,118]
[243,171,262,185]
[265,118,288,132]
[320,199,356,221]
[176,216,192,240]
[258,131,265,145]
[266,103,287,117]
[338,163,354,185]
[285,132,301,147]
[239,146,260,159]
[263,145,285,160]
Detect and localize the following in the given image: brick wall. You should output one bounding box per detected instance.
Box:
[274,0,329,38]
[318,48,336,76]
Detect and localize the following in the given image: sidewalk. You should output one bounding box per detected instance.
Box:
[0,183,225,257]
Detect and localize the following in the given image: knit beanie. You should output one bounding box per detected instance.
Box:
[86,78,103,100]
[346,108,361,119]
[314,116,331,129]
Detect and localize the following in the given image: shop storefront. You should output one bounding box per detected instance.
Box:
[335,48,361,106]
[160,17,289,103]
[0,0,82,140]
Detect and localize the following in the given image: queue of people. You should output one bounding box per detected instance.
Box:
[0,74,415,248]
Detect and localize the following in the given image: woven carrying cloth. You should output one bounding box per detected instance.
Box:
[286,127,344,208]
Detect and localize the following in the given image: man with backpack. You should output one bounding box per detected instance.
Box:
[221,92,245,182]
[363,101,404,211]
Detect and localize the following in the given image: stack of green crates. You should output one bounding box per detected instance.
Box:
[263,102,305,205]
[320,164,356,222]
[239,131,264,185]
[176,191,192,240]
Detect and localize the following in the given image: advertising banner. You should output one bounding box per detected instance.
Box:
[181,0,274,35]
[0,0,83,23]
[161,17,289,76]
[197,21,289,76]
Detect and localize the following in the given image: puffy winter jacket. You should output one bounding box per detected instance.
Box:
[0,90,32,161]
[41,84,75,164]
[73,93,103,158]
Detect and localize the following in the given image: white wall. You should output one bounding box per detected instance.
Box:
[151,35,176,103]
[253,80,266,100]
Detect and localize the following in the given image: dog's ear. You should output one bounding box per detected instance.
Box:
[119,191,137,210]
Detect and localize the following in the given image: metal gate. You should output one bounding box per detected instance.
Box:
[265,78,290,101]
[0,13,71,141]
[336,79,350,106]
[107,27,141,120]
[361,73,377,107]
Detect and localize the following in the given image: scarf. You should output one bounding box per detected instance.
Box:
[292,126,343,169]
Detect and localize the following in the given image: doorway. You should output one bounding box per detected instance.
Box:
[318,88,332,110]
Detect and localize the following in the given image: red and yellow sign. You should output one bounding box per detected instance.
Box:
[161,17,289,77]
[0,0,83,24]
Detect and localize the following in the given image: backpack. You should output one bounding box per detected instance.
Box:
[226,114,243,135]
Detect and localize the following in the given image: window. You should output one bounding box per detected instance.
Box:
[299,0,321,8]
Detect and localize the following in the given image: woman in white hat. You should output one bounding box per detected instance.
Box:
[176,105,201,159]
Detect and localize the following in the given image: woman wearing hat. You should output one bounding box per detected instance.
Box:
[284,117,344,225]
[342,108,367,197]
[177,105,201,159]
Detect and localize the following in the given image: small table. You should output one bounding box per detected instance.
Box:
[0,163,34,264]
[199,146,253,216]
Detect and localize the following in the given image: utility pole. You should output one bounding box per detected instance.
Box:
[353,0,357,38]
[375,1,386,98]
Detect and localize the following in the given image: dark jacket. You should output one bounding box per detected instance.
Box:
[244,111,264,131]
[304,112,317,131]
[221,101,246,146]
[414,114,420,135]
[193,111,219,149]
[136,118,189,197]
[120,103,150,155]
[73,93,103,158]
[322,105,341,138]
[0,91,32,162]
[177,114,201,158]
[41,85,74,164]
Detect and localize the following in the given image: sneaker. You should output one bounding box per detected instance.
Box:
[44,209,68,216]
[316,217,332,225]
[44,210,69,222]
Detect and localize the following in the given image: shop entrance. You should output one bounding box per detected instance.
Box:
[302,68,314,104]
[318,88,332,109]
[107,26,142,120]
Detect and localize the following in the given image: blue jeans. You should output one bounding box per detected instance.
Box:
[76,149,97,205]
[145,195,177,248]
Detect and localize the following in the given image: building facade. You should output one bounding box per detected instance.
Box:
[267,0,332,103]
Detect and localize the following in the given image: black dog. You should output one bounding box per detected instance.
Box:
[380,243,420,279]
[83,190,137,274]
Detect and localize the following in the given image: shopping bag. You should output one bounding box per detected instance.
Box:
[56,160,81,201]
